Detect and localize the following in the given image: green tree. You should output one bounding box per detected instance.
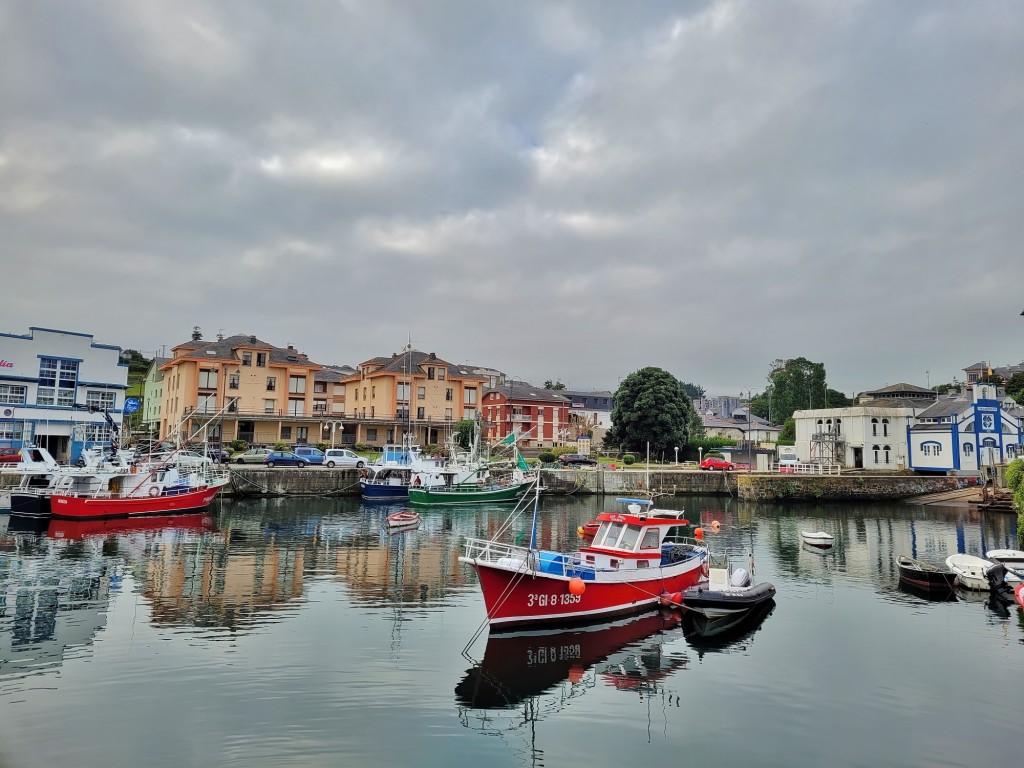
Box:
[1004,372,1024,403]
[680,382,705,400]
[454,419,476,449]
[756,357,830,423]
[778,418,796,444]
[605,367,695,457]
[543,380,567,390]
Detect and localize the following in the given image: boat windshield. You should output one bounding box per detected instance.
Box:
[594,522,643,550]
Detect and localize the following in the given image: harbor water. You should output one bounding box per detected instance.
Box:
[0,495,1020,768]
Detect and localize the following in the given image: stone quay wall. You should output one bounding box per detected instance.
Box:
[216,467,976,501]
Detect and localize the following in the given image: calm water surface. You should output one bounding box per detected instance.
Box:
[0,495,1020,768]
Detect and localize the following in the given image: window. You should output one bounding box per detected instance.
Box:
[266,377,276,391]
[437,369,445,381]
[418,386,426,400]
[871,418,878,436]
[464,388,477,405]
[0,421,26,440]
[297,427,308,443]
[83,424,113,443]
[445,388,453,401]
[196,394,216,414]
[264,399,276,414]
[367,429,378,442]
[427,367,435,380]
[313,400,327,412]
[640,529,660,549]
[229,373,239,389]
[397,408,409,421]
[835,418,842,436]
[38,357,77,406]
[921,441,942,457]
[872,444,880,463]
[256,352,267,367]
[287,399,304,416]
[314,382,326,393]
[963,443,974,456]
[883,445,891,464]
[86,391,116,410]
[289,376,306,394]
[445,408,453,420]
[464,407,476,419]
[198,369,218,389]
[227,398,238,413]
[0,384,27,404]
[242,352,252,366]
[397,383,410,401]
[281,426,292,440]
[417,407,425,419]
[882,419,889,437]
[619,524,642,551]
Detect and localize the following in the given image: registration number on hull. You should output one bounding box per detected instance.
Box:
[526,593,581,607]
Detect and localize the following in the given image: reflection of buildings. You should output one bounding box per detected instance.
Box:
[0,537,114,683]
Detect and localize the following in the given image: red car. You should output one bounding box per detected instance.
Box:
[700,456,735,471]
[0,447,22,464]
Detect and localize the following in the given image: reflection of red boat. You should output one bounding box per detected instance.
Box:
[48,513,216,541]
[455,610,683,709]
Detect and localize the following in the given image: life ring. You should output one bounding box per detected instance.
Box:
[148,486,160,497]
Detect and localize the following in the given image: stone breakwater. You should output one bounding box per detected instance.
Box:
[211,467,978,502]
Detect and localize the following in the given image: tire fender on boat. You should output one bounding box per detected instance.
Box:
[148,486,160,497]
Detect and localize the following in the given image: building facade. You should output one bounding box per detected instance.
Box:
[561,389,615,430]
[482,383,571,449]
[0,327,128,460]
[342,349,488,448]
[158,334,324,447]
[908,384,1022,473]
[141,356,170,438]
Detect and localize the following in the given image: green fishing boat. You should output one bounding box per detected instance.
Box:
[407,477,535,506]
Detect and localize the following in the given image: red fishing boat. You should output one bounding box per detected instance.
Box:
[460,497,708,629]
[50,485,222,520]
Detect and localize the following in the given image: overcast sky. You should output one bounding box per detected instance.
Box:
[2,0,1022,398]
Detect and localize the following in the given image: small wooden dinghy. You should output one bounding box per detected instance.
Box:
[800,530,834,548]
[386,509,420,532]
[896,556,957,591]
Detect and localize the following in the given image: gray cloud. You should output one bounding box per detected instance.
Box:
[2,0,1022,399]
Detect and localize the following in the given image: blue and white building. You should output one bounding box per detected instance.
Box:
[908,384,1022,474]
[0,327,129,461]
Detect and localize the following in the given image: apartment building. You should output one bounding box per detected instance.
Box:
[159,334,323,446]
[342,348,487,447]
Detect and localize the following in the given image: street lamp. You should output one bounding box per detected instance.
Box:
[328,421,344,448]
[744,389,754,472]
[674,446,679,465]
[698,446,703,466]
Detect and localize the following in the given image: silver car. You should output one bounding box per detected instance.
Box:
[235,447,273,464]
[323,448,367,469]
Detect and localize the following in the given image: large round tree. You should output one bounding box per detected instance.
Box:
[605,367,695,457]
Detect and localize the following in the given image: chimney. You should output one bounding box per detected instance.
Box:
[249,335,257,343]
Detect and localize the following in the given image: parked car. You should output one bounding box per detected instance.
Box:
[292,446,325,465]
[700,456,735,471]
[323,448,367,469]
[203,446,231,464]
[265,450,307,468]
[559,453,599,467]
[0,447,22,464]
[236,447,273,464]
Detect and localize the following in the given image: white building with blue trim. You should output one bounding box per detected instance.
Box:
[0,327,129,461]
[907,383,1022,474]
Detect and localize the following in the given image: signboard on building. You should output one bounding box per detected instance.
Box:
[577,436,591,456]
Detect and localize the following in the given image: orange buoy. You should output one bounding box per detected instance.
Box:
[569,577,586,596]
[711,520,721,532]
[694,527,704,540]
[671,592,683,605]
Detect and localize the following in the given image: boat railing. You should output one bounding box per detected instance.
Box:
[463,538,532,564]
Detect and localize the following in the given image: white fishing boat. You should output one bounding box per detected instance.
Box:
[945,553,999,591]
[985,549,1024,584]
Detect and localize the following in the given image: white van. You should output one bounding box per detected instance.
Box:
[324,448,366,469]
